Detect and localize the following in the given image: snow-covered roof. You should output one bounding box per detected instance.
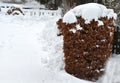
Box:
[63,3,117,24]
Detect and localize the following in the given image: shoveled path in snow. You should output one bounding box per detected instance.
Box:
[0,16,92,83]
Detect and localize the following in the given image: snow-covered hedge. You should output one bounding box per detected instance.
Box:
[57,3,116,81]
[63,3,117,24]
[6,6,24,15]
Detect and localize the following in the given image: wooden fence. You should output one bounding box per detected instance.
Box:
[112,26,120,54]
[23,9,60,16]
[0,5,61,17]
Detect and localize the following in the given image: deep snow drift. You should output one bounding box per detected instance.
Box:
[0,13,92,83]
[0,2,119,83]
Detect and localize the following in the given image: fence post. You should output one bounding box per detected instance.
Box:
[34,12,35,16]
[112,26,120,54]
[42,12,44,15]
[39,12,41,16]
[30,11,33,16]
[52,12,54,16]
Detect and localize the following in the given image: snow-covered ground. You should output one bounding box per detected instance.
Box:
[0,2,120,83]
[97,54,120,83]
[0,11,93,83]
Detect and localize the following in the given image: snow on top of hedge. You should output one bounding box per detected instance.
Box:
[63,11,77,23]
[63,3,117,24]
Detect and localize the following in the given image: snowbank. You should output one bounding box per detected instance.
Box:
[0,13,93,83]
[63,3,117,24]
[98,55,120,83]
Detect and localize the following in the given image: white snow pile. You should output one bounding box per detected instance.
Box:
[63,11,77,24]
[0,10,92,83]
[63,3,117,24]
[98,55,120,83]
[0,2,118,83]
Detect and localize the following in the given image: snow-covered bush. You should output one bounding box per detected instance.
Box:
[7,6,24,15]
[102,0,120,26]
[57,3,116,81]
